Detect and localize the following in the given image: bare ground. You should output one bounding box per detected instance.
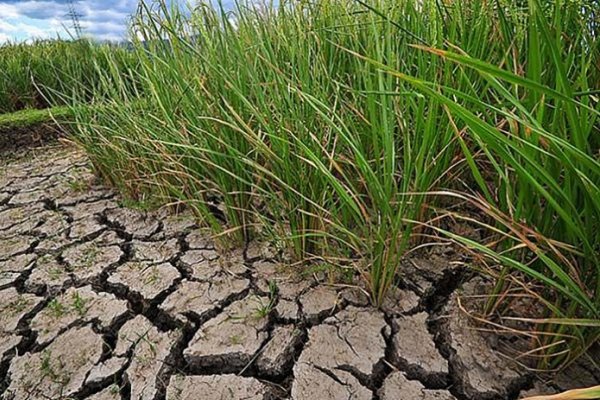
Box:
[0,143,597,400]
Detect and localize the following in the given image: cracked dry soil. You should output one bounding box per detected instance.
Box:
[1,143,598,400]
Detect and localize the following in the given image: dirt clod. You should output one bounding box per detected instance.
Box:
[30,285,128,345]
[159,276,249,323]
[298,285,340,323]
[391,312,449,387]
[108,261,180,302]
[183,295,270,372]
[0,287,43,332]
[116,315,181,400]
[378,371,457,400]
[441,289,528,399]
[257,324,304,377]
[5,326,104,399]
[166,374,269,400]
[292,306,387,397]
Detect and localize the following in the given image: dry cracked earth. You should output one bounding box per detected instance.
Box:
[0,143,598,400]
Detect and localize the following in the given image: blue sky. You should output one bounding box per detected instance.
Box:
[0,0,150,42]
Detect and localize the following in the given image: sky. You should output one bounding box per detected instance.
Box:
[0,0,151,43]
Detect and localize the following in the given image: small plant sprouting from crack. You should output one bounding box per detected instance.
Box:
[137,331,158,358]
[254,280,278,318]
[128,261,144,270]
[143,265,161,286]
[229,334,244,345]
[48,266,64,280]
[71,291,88,317]
[47,298,66,318]
[67,178,89,193]
[80,245,100,269]
[39,350,69,386]
[36,255,66,280]
[109,384,121,394]
[40,350,55,378]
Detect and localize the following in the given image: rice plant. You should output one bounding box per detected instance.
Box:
[0,39,137,113]
[368,0,600,370]
[63,0,599,371]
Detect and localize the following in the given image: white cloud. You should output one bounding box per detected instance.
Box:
[0,3,19,18]
[0,0,141,43]
[0,18,61,41]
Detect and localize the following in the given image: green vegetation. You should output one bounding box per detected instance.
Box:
[0,107,71,130]
[39,350,69,386]
[71,292,88,317]
[254,281,278,318]
[0,39,137,114]
[0,105,82,151]
[47,299,67,318]
[1,0,598,373]
[0,106,69,147]
[62,0,599,370]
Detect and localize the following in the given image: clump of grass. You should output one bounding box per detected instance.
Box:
[47,299,66,318]
[69,0,464,304]
[66,0,599,371]
[71,292,88,317]
[254,281,278,318]
[371,0,599,371]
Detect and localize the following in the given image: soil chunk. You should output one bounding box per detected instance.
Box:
[62,241,123,283]
[179,248,222,279]
[299,285,340,323]
[0,287,43,332]
[291,307,387,398]
[391,312,449,386]
[25,254,72,294]
[378,371,457,400]
[5,326,104,399]
[183,295,270,371]
[166,374,269,400]
[257,324,304,377]
[30,285,128,345]
[131,238,180,263]
[105,208,161,239]
[159,276,249,323]
[441,289,527,399]
[116,315,181,400]
[108,261,180,302]
[0,254,36,288]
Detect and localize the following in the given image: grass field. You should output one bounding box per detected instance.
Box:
[0,39,137,114]
[1,0,599,373]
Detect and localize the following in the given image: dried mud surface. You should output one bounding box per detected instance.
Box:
[0,144,597,400]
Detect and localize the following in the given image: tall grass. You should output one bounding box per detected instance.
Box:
[388,0,599,370]
[0,39,137,114]
[66,0,599,370]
